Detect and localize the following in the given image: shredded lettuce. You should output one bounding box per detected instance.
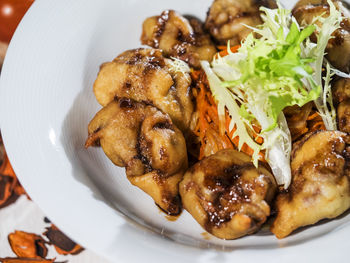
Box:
[168,57,191,81]
[200,0,344,188]
[301,0,343,130]
[201,61,263,166]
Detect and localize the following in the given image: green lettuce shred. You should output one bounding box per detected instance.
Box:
[302,0,343,130]
[201,0,344,188]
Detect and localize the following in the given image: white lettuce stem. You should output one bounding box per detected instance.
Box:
[265,114,292,188]
[309,0,341,130]
[201,61,262,166]
[250,106,292,188]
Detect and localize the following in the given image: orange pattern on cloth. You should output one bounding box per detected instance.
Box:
[8,231,48,259]
[0,136,27,208]
[0,136,84,262]
[44,225,84,256]
[0,258,55,263]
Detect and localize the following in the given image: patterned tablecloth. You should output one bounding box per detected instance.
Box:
[0,3,110,262]
[0,124,110,263]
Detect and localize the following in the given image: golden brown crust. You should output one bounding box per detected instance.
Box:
[271,131,350,238]
[338,100,350,133]
[141,10,217,68]
[293,0,350,73]
[86,98,188,215]
[204,0,277,46]
[333,78,350,104]
[93,48,194,134]
[179,149,277,239]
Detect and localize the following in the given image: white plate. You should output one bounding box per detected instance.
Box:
[1,0,349,262]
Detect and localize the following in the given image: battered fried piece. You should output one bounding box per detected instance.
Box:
[204,0,277,46]
[271,131,350,239]
[93,48,194,133]
[293,0,350,72]
[293,0,332,8]
[179,149,277,239]
[333,78,350,104]
[333,78,350,132]
[338,100,350,133]
[141,10,217,68]
[85,98,188,215]
[283,103,313,141]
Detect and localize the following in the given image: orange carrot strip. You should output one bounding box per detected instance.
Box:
[218,45,241,57]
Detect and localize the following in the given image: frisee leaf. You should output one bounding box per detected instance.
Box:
[201,0,348,188]
[167,57,191,81]
[301,0,344,130]
[201,3,321,188]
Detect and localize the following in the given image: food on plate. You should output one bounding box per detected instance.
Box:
[337,100,350,132]
[200,1,327,189]
[271,131,350,238]
[283,103,323,141]
[333,78,350,103]
[190,69,240,160]
[93,48,194,134]
[86,0,350,240]
[141,10,217,68]
[333,77,350,132]
[179,149,277,239]
[293,0,350,72]
[85,98,187,215]
[204,0,277,45]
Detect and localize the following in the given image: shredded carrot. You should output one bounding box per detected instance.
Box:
[307,111,326,132]
[307,112,321,121]
[284,103,326,141]
[217,45,241,57]
[191,45,268,161]
[191,68,265,161]
[192,70,234,159]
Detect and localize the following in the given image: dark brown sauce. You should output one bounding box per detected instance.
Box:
[125,52,143,65]
[201,232,211,240]
[157,204,182,219]
[119,98,134,109]
[165,213,181,222]
[153,10,170,48]
[153,121,172,130]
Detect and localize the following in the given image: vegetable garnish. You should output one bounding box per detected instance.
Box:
[191,69,266,161]
[200,0,345,188]
[301,0,343,130]
[168,57,191,81]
